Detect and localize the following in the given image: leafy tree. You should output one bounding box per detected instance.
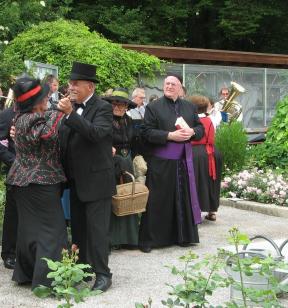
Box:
[70,1,149,44]
[69,0,288,53]
[1,19,162,92]
[216,0,288,52]
[69,0,192,46]
[0,0,72,40]
[2,0,288,54]
[0,0,72,89]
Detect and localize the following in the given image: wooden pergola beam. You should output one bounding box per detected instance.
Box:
[122,44,288,68]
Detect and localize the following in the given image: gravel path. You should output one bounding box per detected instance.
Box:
[0,205,288,307]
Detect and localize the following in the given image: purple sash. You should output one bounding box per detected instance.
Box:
[153,142,202,224]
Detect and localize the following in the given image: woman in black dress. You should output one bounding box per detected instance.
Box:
[188,95,222,221]
[6,76,67,290]
[105,88,139,248]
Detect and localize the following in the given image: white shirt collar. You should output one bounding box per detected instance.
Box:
[198,113,206,118]
[81,93,94,106]
[75,93,94,115]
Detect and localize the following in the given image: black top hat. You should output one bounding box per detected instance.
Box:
[69,61,97,82]
[13,76,49,113]
[104,88,136,109]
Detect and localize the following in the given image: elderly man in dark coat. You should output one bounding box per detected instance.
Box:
[58,62,115,292]
[138,75,204,253]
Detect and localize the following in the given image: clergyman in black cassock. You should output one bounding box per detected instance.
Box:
[139,75,204,252]
[58,62,115,292]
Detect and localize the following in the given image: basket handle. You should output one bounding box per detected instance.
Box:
[123,171,136,196]
[242,235,282,257]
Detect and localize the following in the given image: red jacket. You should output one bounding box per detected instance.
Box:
[191,116,217,180]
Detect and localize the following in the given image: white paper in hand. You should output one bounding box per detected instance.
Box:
[175,116,190,130]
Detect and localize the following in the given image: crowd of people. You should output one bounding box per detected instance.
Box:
[0,63,223,294]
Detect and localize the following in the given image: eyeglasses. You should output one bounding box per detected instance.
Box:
[112,103,127,110]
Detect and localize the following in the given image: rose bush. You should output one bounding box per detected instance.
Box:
[221,168,288,206]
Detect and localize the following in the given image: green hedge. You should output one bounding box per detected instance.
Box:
[1,19,162,92]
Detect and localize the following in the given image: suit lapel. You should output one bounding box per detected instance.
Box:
[82,94,95,118]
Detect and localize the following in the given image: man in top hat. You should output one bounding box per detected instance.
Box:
[58,61,115,292]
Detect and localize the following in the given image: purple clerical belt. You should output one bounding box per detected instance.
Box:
[153,142,202,224]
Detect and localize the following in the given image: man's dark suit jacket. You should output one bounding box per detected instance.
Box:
[59,94,115,202]
[0,107,16,171]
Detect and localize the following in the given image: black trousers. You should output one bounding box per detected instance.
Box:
[1,184,18,261]
[70,182,111,278]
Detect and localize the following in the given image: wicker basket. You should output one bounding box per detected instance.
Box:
[112,171,149,216]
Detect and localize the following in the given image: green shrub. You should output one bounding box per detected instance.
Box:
[246,143,288,173]
[245,97,288,173]
[34,244,99,307]
[215,121,248,174]
[256,98,287,171]
[266,97,288,147]
[1,19,162,92]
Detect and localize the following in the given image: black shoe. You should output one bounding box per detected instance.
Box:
[111,245,121,250]
[3,257,16,269]
[139,246,152,253]
[121,244,138,250]
[91,275,112,292]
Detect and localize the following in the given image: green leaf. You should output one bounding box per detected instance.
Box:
[71,269,84,282]
[171,266,179,275]
[33,285,52,298]
[76,263,91,269]
[47,271,58,278]
[45,259,58,271]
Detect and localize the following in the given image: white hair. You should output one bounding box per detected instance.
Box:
[132,88,145,99]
